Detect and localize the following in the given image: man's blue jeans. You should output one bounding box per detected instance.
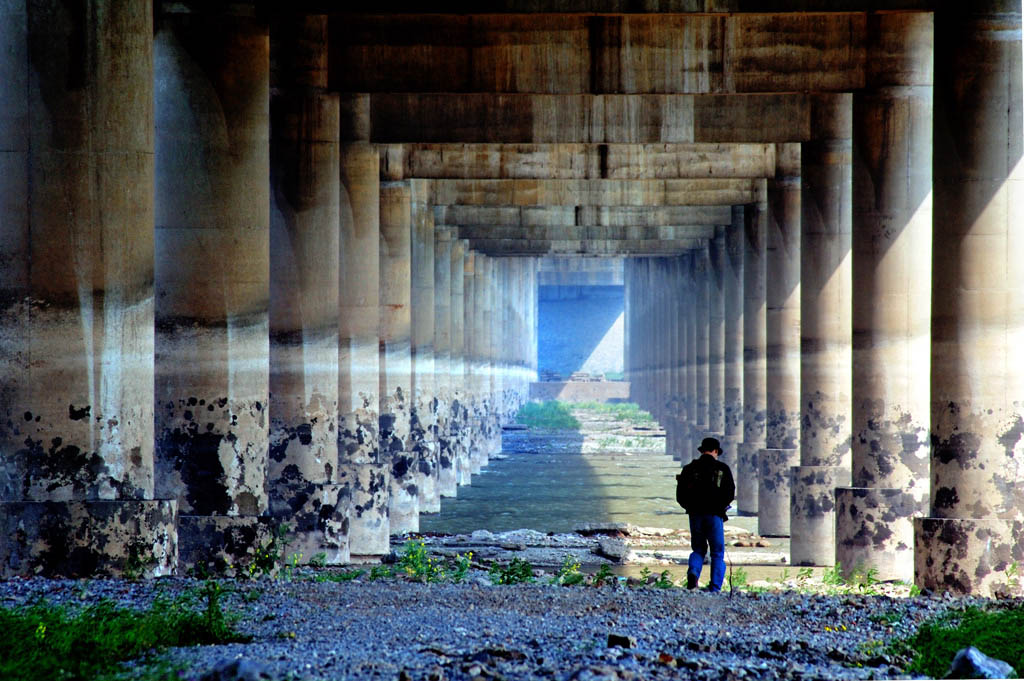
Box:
[687,514,725,591]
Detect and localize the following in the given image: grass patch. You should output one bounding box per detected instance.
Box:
[515,401,580,430]
[573,401,654,425]
[893,604,1024,677]
[0,581,250,681]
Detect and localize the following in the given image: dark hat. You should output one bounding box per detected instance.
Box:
[698,437,721,453]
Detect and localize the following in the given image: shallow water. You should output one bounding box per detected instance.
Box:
[420,427,691,535]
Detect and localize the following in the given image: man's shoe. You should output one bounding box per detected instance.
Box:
[686,572,698,589]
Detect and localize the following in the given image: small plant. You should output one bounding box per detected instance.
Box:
[796,567,814,581]
[314,569,366,583]
[450,552,473,584]
[369,565,394,581]
[308,552,328,569]
[778,568,790,583]
[550,555,585,586]
[398,539,447,583]
[726,566,749,592]
[822,563,845,586]
[653,570,675,589]
[237,523,291,579]
[592,564,614,587]
[639,566,652,583]
[489,558,536,585]
[122,540,158,581]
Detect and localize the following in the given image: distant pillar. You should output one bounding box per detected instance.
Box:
[915,2,1024,596]
[668,256,687,461]
[708,229,728,466]
[450,240,471,486]
[0,0,176,578]
[154,9,270,523]
[691,249,710,457]
[266,15,350,564]
[410,180,439,513]
[791,94,853,566]
[464,252,484,473]
[837,12,932,582]
[682,253,697,460]
[723,208,746,479]
[738,197,768,515]
[434,226,456,498]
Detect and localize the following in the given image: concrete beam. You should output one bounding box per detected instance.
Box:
[330,13,868,94]
[453,225,716,240]
[468,239,705,255]
[369,94,812,144]
[380,143,777,180]
[436,204,732,227]
[315,2,932,14]
[426,178,765,206]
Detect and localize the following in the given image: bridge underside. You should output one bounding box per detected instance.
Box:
[1,1,1022,596]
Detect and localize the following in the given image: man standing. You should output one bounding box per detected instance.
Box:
[677,437,735,592]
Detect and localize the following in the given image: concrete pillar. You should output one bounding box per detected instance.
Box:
[450,240,471,486]
[759,145,801,537]
[915,2,1024,597]
[464,252,484,473]
[724,207,745,473]
[838,12,933,582]
[410,180,439,514]
[708,228,728,467]
[791,94,853,566]
[266,15,350,565]
[379,181,417,535]
[434,226,456,498]
[668,256,686,461]
[339,138,388,559]
[738,199,768,515]
[154,10,269,527]
[681,253,697,459]
[692,248,710,456]
[0,0,176,578]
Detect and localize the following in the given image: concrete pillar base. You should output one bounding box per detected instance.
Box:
[789,466,849,566]
[0,500,177,579]
[836,487,925,583]
[178,515,277,577]
[269,482,353,565]
[757,448,799,536]
[337,462,390,558]
[914,517,1024,597]
[736,441,763,515]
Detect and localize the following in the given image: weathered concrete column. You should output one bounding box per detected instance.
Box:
[724,207,745,474]
[339,135,388,559]
[153,7,273,572]
[915,2,1024,597]
[410,180,439,514]
[0,0,176,578]
[450,240,472,486]
[267,15,349,565]
[483,256,502,456]
[738,198,768,515]
[680,253,696,458]
[791,94,853,566]
[691,248,710,457]
[464,252,485,473]
[667,256,686,461]
[838,12,932,582]
[380,181,417,535]
[708,228,728,467]
[758,145,803,537]
[434,226,456,497]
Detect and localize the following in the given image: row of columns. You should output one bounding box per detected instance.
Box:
[0,6,537,576]
[628,7,1024,596]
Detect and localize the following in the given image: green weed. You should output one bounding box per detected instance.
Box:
[368,565,394,581]
[308,552,328,569]
[450,552,473,584]
[549,555,585,586]
[489,558,536,585]
[726,566,749,591]
[313,569,366,583]
[892,605,1024,678]
[573,402,654,425]
[592,564,614,587]
[398,539,447,583]
[0,580,249,681]
[515,401,581,429]
[653,570,675,589]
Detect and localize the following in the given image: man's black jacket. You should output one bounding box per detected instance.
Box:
[678,453,735,519]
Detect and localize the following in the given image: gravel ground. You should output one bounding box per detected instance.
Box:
[0,573,988,681]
